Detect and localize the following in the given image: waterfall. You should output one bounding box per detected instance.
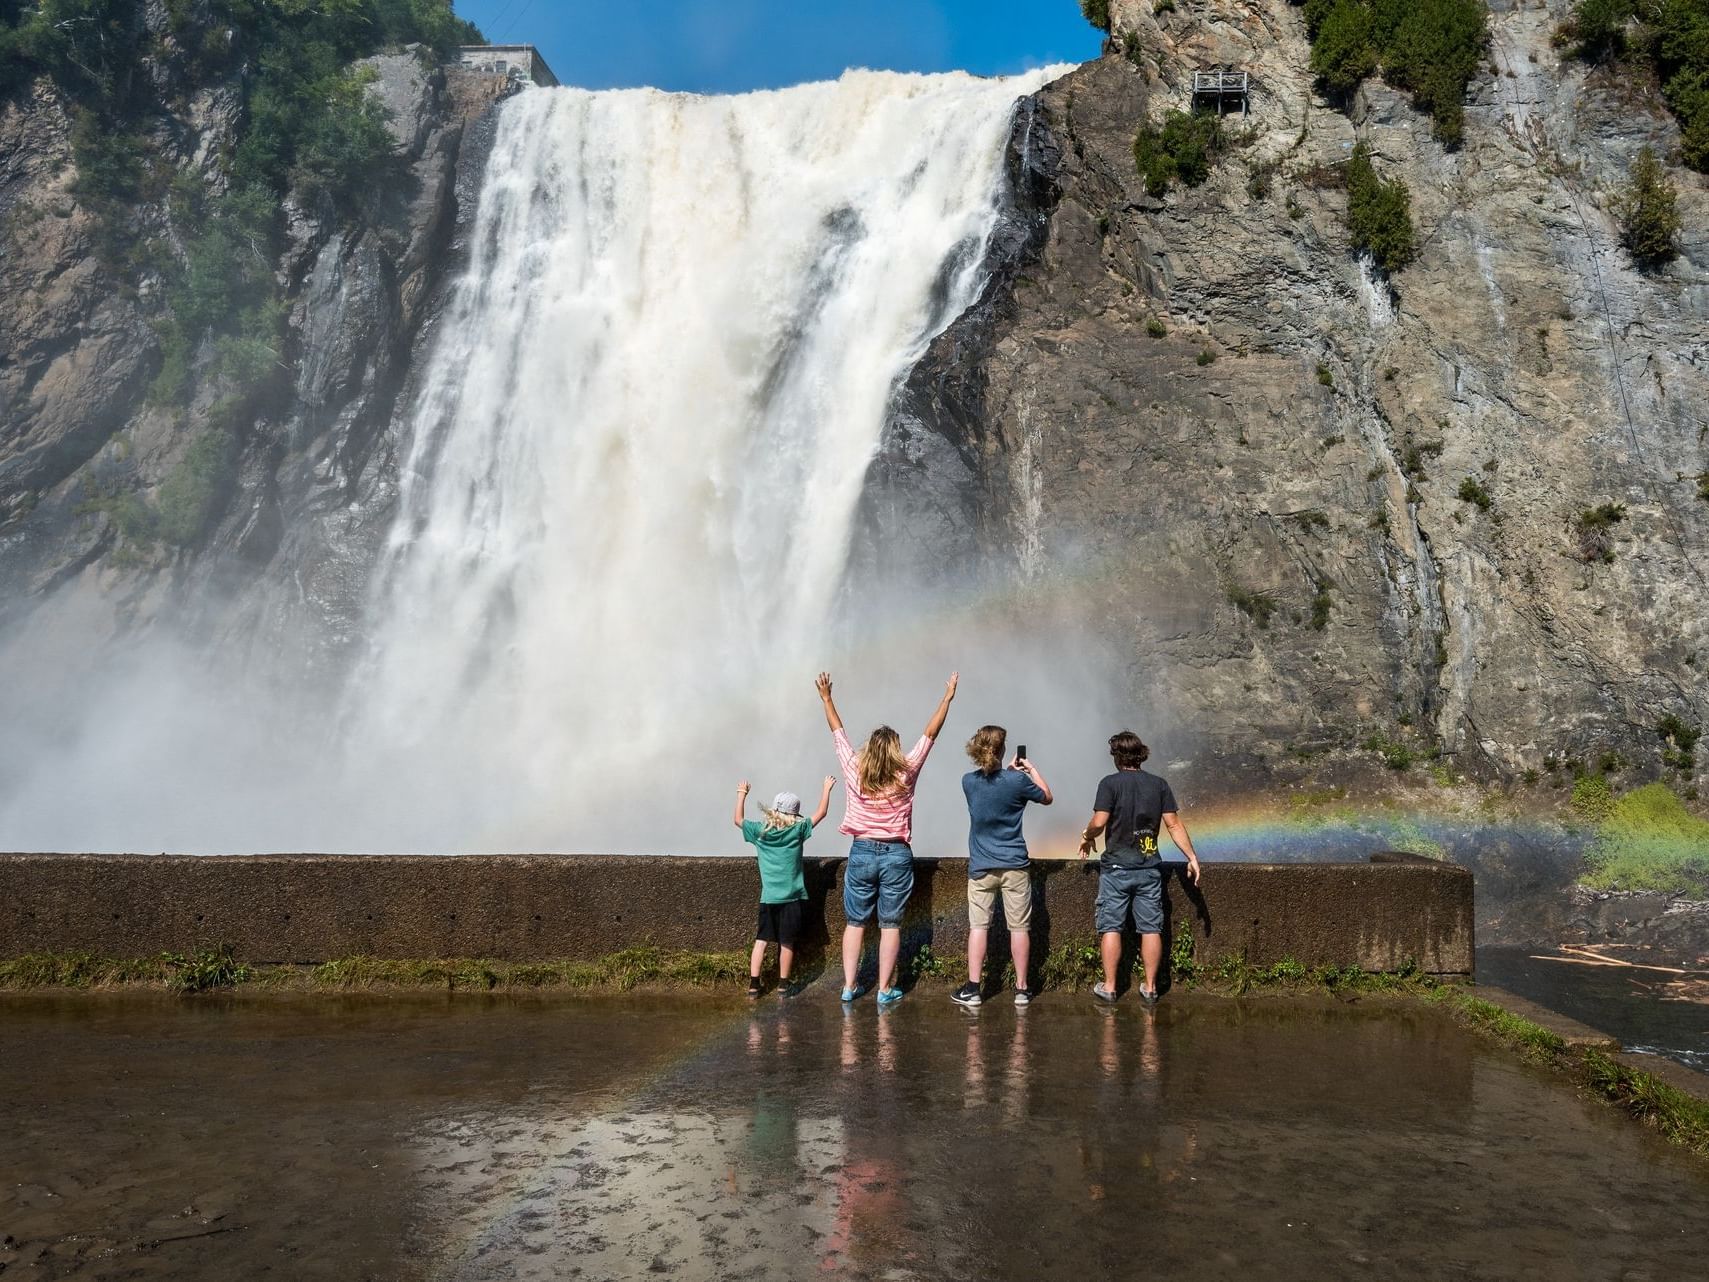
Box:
[328,69,1062,850]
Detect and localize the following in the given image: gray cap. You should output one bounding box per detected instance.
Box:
[770,791,802,816]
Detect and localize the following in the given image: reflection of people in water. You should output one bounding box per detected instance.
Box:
[824,1011,905,1273]
[1082,1010,1196,1201]
[961,1016,1034,1125]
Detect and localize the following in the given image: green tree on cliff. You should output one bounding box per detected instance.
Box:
[1614,146,1682,267]
[1345,141,1416,272]
[1297,0,1487,146]
[1310,0,1378,98]
[1562,0,1709,172]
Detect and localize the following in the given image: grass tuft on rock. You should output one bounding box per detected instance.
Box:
[1580,783,1709,898]
[1437,988,1709,1158]
[1227,584,1277,628]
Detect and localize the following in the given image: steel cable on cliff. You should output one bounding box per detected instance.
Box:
[1556,160,1705,589]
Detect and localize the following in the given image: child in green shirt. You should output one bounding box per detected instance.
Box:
[734,775,834,996]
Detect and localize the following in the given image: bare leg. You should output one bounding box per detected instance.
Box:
[778,944,795,982]
[877,926,902,992]
[1140,932,1163,994]
[842,924,864,991]
[1011,930,1031,991]
[749,939,768,980]
[966,927,989,986]
[1101,931,1122,991]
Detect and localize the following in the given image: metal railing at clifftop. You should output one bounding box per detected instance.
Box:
[1192,69,1249,115]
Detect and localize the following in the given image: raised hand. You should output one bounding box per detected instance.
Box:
[816,672,843,731]
[944,671,959,699]
[823,775,837,792]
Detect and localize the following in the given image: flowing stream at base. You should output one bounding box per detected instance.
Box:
[340,69,1066,850]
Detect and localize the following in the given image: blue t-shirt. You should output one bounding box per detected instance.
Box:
[963,768,1047,876]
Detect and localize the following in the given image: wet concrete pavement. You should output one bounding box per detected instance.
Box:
[3,991,1707,1281]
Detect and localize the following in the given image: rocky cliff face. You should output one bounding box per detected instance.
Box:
[0,17,515,661]
[869,0,1707,792]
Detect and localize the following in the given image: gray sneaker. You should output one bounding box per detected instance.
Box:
[1138,985,1160,1007]
[1091,981,1118,1004]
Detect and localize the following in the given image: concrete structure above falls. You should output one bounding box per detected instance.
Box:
[0,856,1474,974]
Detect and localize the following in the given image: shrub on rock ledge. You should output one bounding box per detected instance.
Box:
[1345,142,1416,272]
[1614,147,1681,267]
[1133,110,1225,196]
[1300,0,1488,146]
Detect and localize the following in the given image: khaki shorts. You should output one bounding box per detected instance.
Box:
[967,868,1033,932]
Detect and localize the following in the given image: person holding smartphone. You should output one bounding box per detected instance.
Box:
[953,726,1051,1007]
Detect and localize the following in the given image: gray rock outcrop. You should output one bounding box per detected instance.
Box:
[864,0,1707,791]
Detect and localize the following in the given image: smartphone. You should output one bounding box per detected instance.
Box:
[1016,744,1027,764]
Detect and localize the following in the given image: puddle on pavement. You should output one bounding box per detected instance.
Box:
[3,990,1707,1280]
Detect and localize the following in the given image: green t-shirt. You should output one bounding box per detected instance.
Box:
[742,818,812,903]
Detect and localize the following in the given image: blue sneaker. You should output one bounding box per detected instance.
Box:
[876,986,905,1007]
[840,985,862,1003]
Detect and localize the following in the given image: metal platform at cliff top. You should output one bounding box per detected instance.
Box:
[1192,68,1249,115]
[456,43,559,89]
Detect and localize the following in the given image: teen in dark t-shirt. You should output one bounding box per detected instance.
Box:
[1078,731,1202,1006]
[1092,769,1177,869]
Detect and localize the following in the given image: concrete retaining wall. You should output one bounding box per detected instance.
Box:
[0,855,1474,975]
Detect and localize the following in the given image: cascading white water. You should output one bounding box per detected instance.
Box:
[0,66,1112,855]
[336,68,1065,850]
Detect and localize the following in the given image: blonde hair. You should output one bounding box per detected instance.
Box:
[761,807,803,832]
[966,725,1006,776]
[856,726,908,798]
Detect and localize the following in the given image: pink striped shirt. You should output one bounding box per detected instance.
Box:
[833,727,934,843]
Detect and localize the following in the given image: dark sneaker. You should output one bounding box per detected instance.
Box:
[747,978,763,999]
[1013,987,1034,1007]
[1091,981,1118,1004]
[951,982,983,1008]
[778,980,799,998]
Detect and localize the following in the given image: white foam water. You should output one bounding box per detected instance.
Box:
[332,69,1066,850]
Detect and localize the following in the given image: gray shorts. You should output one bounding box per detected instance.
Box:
[1095,863,1163,936]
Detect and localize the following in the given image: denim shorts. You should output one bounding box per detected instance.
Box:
[844,839,914,928]
[1095,862,1164,936]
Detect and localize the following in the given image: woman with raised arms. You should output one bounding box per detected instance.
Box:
[816,670,958,1006]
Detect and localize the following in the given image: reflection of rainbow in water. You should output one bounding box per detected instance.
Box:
[423,1009,757,1280]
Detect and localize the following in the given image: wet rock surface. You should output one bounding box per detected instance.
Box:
[3,992,1707,1280]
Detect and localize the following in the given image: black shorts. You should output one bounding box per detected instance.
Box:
[755,900,805,946]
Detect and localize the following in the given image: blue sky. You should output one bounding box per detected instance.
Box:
[452,1,1102,93]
